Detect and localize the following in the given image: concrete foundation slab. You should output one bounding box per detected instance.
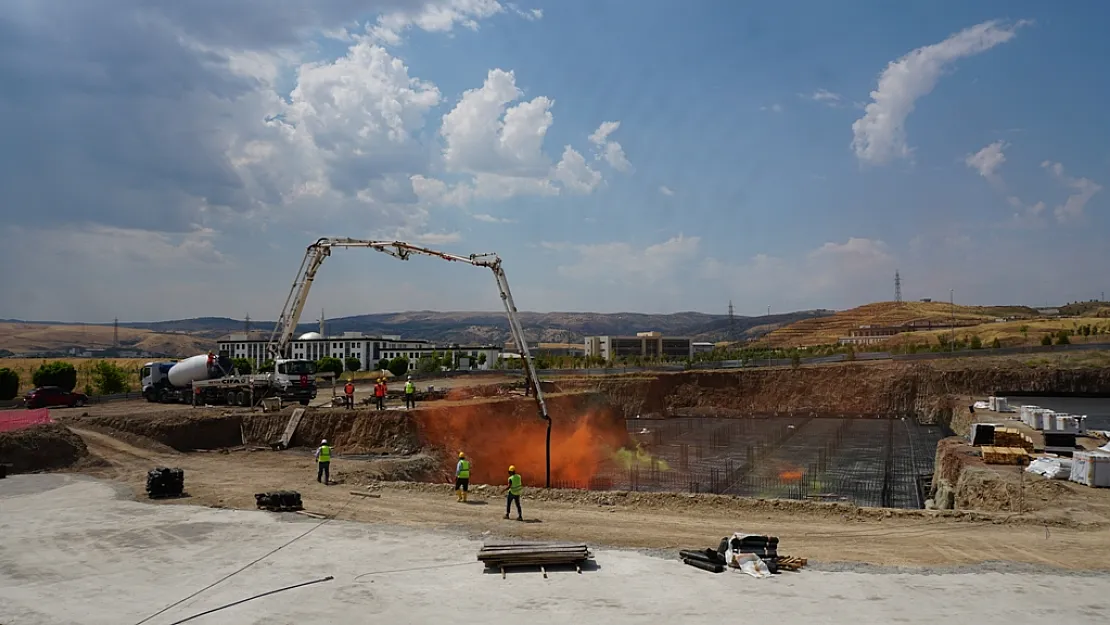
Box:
[1,474,1107,625]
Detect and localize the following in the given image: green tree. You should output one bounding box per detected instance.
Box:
[1082,325,1092,337]
[478,353,487,366]
[316,357,344,377]
[790,352,801,369]
[258,359,275,373]
[1040,334,1053,346]
[32,361,78,391]
[1019,325,1029,339]
[0,367,19,400]
[344,356,362,372]
[991,337,1002,349]
[970,335,983,349]
[388,356,410,377]
[91,360,130,395]
[1056,331,1070,345]
[232,358,253,374]
[416,355,439,374]
[377,358,390,372]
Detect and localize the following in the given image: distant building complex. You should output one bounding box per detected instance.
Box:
[584,331,693,361]
[837,320,979,346]
[217,331,501,372]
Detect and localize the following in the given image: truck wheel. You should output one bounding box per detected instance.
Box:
[226,391,236,405]
[157,389,169,403]
[236,391,248,406]
[299,399,310,406]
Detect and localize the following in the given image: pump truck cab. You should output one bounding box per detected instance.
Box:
[141,352,317,407]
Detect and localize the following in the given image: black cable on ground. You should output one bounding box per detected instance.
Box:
[165,576,334,625]
[132,495,357,625]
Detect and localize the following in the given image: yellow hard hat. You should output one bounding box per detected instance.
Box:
[508,465,516,472]
[459,451,465,458]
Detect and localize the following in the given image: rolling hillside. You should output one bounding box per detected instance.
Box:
[756,302,1041,348]
[1,309,833,354]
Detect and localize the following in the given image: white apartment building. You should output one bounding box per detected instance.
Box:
[217,331,501,372]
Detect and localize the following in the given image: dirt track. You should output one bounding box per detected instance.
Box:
[69,427,1110,571]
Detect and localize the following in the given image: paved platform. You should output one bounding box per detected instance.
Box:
[1,474,1107,624]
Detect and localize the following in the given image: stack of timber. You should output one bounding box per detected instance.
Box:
[680,548,726,573]
[776,556,808,571]
[993,427,1034,452]
[981,446,1029,465]
[477,541,591,576]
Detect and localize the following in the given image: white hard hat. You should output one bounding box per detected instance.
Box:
[321,439,327,444]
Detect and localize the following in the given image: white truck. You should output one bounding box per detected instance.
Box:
[140,352,317,406]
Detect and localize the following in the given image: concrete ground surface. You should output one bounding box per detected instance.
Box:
[2,475,1108,625]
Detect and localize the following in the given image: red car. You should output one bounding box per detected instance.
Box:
[24,386,88,409]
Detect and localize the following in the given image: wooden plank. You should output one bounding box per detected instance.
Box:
[349,491,381,498]
[279,408,306,448]
[296,510,327,519]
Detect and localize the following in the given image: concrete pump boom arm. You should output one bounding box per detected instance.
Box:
[266,238,550,423]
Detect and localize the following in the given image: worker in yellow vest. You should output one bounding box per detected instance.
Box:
[315,439,332,485]
[504,465,523,521]
[455,451,471,502]
[404,375,416,409]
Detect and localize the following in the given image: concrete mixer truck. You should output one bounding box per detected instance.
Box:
[140,352,317,406]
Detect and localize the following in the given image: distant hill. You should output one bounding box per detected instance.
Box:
[0,322,213,356]
[757,301,1042,348]
[1,309,835,354]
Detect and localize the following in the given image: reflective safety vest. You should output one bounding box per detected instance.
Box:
[508,473,522,496]
[344,384,354,395]
[318,445,331,462]
[457,459,470,479]
[405,381,415,394]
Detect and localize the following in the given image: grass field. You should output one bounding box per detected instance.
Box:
[880,317,1110,350]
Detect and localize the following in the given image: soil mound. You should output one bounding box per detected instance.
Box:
[0,423,89,473]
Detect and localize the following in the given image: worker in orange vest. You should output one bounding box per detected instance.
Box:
[344,381,355,409]
[374,378,386,410]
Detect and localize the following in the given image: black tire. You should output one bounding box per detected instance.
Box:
[226,391,236,405]
[299,399,310,406]
[236,391,247,406]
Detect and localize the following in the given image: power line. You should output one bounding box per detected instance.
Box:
[894,270,903,305]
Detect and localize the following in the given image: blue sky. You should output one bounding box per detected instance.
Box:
[0,0,1106,322]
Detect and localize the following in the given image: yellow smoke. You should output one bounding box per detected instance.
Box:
[612,444,671,471]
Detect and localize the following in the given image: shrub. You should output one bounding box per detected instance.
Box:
[345,357,361,372]
[1040,334,1053,346]
[232,358,253,374]
[388,356,409,377]
[991,337,1002,349]
[377,358,390,372]
[316,357,344,377]
[0,368,19,400]
[970,335,983,349]
[1056,331,1070,345]
[92,361,130,395]
[32,361,78,391]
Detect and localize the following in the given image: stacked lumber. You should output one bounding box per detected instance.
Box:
[981,446,1029,465]
[776,556,807,571]
[477,542,590,573]
[994,428,1034,452]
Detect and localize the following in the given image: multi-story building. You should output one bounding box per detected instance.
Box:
[216,331,501,372]
[583,331,693,361]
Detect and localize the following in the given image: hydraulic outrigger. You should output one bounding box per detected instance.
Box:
[266,238,553,487]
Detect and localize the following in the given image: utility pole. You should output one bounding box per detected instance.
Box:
[113,317,119,348]
[950,290,955,353]
[244,313,251,333]
[728,300,735,341]
[895,270,903,305]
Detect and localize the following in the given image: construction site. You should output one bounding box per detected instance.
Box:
[4,239,1110,623]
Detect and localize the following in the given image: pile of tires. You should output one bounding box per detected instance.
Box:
[255,490,303,511]
[146,467,184,498]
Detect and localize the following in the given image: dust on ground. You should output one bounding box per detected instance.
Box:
[66,426,1110,571]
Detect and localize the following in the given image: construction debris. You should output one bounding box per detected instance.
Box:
[146,467,184,499]
[255,490,304,512]
[349,490,381,498]
[993,427,1034,452]
[776,556,807,571]
[477,541,591,577]
[680,548,726,573]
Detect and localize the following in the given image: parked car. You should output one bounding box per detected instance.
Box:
[24,386,88,409]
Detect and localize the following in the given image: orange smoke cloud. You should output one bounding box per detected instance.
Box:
[415,400,629,487]
[779,470,803,482]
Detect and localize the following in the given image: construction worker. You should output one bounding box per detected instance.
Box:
[315,439,332,485]
[504,465,523,521]
[344,380,355,409]
[404,375,416,409]
[455,451,471,502]
[374,378,386,410]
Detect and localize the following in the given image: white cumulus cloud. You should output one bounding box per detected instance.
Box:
[1042,161,1103,222]
[659,185,675,196]
[851,20,1028,165]
[965,140,1007,180]
[588,121,632,172]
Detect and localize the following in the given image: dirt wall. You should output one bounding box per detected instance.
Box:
[582,363,1110,421]
[0,424,89,473]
